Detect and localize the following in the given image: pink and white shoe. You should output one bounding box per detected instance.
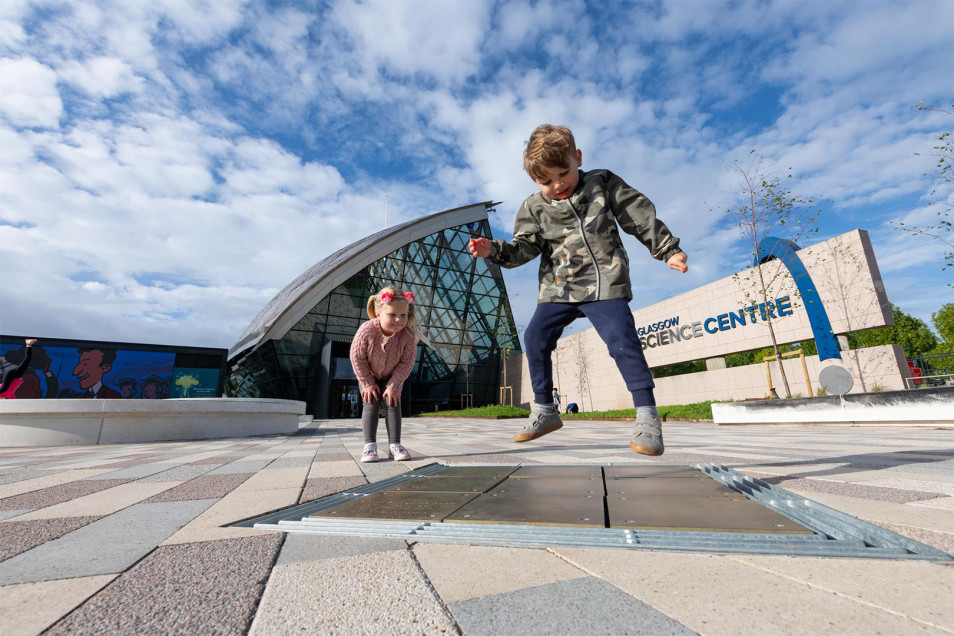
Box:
[360,443,378,463]
[388,443,411,461]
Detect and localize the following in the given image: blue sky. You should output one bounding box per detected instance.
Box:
[0,0,951,350]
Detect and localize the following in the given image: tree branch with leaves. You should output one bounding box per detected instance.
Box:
[893,103,953,281]
[718,153,823,397]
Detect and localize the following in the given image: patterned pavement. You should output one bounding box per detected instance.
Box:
[1,416,953,635]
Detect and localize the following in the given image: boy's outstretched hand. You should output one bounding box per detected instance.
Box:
[667,251,688,273]
[468,237,491,258]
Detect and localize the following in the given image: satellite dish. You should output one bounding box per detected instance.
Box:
[819,365,853,395]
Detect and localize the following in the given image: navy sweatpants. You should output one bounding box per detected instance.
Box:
[524,298,655,408]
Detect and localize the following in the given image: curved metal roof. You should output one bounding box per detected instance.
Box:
[229,201,496,360]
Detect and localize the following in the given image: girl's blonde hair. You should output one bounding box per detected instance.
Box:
[366,286,427,344]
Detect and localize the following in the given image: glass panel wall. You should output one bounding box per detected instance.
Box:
[228,217,521,417]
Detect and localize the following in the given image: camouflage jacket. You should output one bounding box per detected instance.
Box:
[488,169,682,303]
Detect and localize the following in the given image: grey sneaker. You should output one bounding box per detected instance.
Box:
[630,416,664,456]
[514,410,563,442]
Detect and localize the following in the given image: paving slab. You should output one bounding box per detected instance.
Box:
[0,499,217,585]
[552,548,944,634]
[305,459,365,479]
[234,466,310,492]
[248,549,456,635]
[299,475,367,503]
[161,487,298,545]
[276,533,408,565]
[448,575,696,635]
[11,482,177,520]
[207,459,275,475]
[142,473,254,503]
[0,574,116,636]
[0,479,131,511]
[0,469,116,498]
[412,543,587,604]
[0,516,100,562]
[45,535,283,636]
[726,554,954,630]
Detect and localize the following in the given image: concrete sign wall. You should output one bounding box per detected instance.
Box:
[631,229,892,368]
[504,230,904,409]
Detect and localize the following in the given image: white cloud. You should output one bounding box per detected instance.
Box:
[0,57,62,128]
[59,57,143,98]
[330,0,491,84]
[0,0,951,349]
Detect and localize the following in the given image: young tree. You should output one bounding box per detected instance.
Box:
[719,154,823,397]
[932,302,954,348]
[894,103,953,281]
[848,304,939,356]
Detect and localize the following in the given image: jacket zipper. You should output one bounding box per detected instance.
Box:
[565,199,601,299]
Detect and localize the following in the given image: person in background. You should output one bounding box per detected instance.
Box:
[0,338,37,398]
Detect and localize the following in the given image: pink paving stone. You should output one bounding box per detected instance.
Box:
[0,479,132,511]
[142,474,254,503]
[0,516,101,562]
[44,534,284,636]
[755,475,943,504]
[299,476,367,503]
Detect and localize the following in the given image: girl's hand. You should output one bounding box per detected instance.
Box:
[667,252,688,273]
[383,387,400,407]
[468,238,491,258]
[361,385,380,403]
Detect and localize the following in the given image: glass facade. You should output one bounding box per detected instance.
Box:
[227,213,521,418]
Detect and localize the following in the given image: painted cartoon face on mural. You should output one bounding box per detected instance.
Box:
[73,349,112,390]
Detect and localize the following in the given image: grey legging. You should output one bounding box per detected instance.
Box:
[361,377,402,445]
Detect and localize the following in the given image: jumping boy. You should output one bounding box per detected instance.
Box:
[468,124,688,455]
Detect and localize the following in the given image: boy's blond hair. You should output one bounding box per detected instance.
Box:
[523,124,577,182]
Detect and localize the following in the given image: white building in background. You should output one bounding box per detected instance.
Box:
[505,230,911,409]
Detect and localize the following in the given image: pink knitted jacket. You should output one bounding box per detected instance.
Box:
[349,318,418,393]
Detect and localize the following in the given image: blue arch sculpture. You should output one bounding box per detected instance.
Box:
[755,237,841,361]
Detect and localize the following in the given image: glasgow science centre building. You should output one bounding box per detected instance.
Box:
[226,202,521,418]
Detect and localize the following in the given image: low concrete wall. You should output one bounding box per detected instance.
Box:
[712,386,954,427]
[507,343,909,410]
[0,398,306,447]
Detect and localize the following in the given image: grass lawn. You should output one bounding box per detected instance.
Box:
[418,401,718,420]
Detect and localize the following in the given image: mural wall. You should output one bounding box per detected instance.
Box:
[0,337,226,400]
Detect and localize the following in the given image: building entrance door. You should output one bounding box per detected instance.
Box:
[330,381,360,419]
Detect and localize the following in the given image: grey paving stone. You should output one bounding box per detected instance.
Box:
[0,499,217,585]
[137,464,218,483]
[449,576,697,635]
[0,516,100,562]
[0,509,31,521]
[207,459,273,475]
[84,463,186,480]
[0,479,131,510]
[45,534,283,636]
[188,456,231,465]
[310,452,353,462]
[265,456,313,469]
[0,466,49,485]
[276,533,407,565]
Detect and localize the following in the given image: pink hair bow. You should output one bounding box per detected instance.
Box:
[379,292,394,304]
[403,291,415,304]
